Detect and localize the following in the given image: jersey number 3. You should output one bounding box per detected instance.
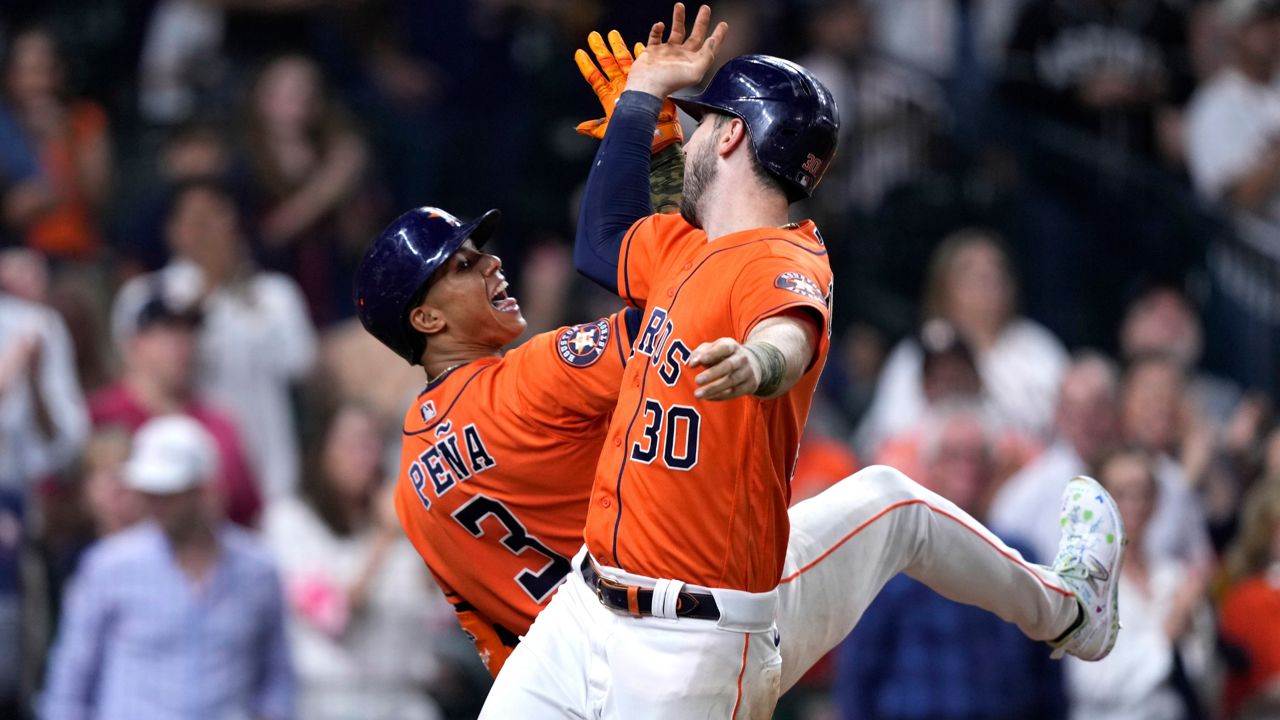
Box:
[451,495,572,604]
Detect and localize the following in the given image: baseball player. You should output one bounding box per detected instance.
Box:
[356,203,1118,684]
[411,5,1120,718]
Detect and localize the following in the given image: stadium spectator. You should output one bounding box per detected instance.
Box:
[855,229,1066,455]
[136,0,228,125]
[1186,0,1280,400]
[114,121,234,276]
[243,53,376,325]
[111,178,316,500]
[992,353,1213,567]
[1220,482,1280,719]
[1003,0,1198,349]
[875,319,1042,486]
[91,290,261,527]
[41,415,295,720]
[0,284,88,714]
[79,427,142,539]
[1119,283,1241,423]
[0,288,88,493]
[1004,0,1194,166]
[799,0,948,217]
[838,402,1064,720]
[4,25,111,262]
[264,401,449,720]
[0,93,51,244]
[1065,448,1214,720]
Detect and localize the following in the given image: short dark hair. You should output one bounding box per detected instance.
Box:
[134,288,203,335]
[166,176,237,222]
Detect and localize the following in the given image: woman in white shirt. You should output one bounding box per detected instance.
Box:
[856,229,1067,455]
[264,402,452,720]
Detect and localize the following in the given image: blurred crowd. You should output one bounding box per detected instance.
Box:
[0,0,1279,718]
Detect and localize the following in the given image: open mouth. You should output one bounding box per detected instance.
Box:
[489,281,520,313]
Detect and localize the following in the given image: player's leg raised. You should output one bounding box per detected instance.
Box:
[774,464,1094,690]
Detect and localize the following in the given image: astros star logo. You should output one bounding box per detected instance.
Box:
[556,319,611,368]
[570,328,597,353]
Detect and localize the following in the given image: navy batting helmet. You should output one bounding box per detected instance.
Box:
[671,55,839,202]
[354,206,500,365]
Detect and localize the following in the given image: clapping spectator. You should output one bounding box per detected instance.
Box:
[856,229,1067,455]
[112,178,316,499]
[4,26,111,262]
[244,53,377,325]
[42,415,295,720]
[993,353,1213,567]
[0,289,88,493]
[92,290,262,527]
[264,402,450,720]
[1065,448,1214,720]
[1186,0,1280,399]
[1120,341,1269,548]
[839,403,1065,720]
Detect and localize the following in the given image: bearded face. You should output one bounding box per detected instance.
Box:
[679,116,723,229]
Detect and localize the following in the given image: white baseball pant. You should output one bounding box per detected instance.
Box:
[480,465,1080,718]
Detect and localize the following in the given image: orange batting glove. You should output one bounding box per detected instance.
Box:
[574,30,683,153]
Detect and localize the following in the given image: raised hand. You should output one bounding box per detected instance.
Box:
[625,3,729,100]
[573,30,683,152]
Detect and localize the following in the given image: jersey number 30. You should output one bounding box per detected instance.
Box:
[629,399,701,470]
[452,495,572,604]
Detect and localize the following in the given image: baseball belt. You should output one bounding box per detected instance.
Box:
[579,554,721,621]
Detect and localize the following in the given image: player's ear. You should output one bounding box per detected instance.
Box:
[408,304,447,336]
[717,118,748,159]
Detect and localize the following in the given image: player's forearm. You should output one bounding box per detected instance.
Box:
[574,91,662,293]
[744,314,818,399]
[650,143,684,214]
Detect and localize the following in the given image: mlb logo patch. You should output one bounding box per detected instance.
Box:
[556,319,611,368]
[775,272,824,303]
[420,400,437,423]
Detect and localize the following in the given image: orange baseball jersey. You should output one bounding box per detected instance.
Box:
[585,212,833,593]
[394,309,639,675]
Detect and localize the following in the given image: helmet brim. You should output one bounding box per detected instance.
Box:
[455,208,502,253]
[671,96,723,122]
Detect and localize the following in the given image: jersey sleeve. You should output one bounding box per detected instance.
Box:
[505,309,640,431]
[730,254,833,348]
[616,213,699,308]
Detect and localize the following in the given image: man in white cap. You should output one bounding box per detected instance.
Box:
[42,415,295,720]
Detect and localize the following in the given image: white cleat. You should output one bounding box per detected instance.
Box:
[1048,475,1126,661]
